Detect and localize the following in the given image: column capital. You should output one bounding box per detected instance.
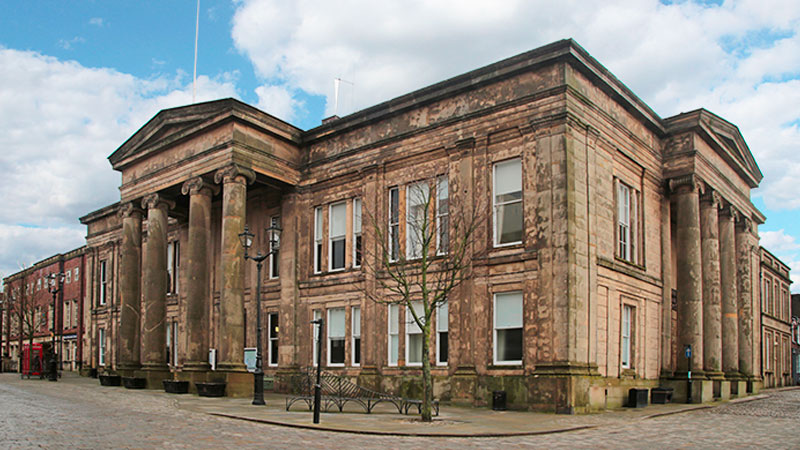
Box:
[700,188,722,208]
[141,193,175,211]
[117,201,144,219]
[668,174,699,194]
[736,214,753,233]
[719,203,739,221]
[181,176,219,196]
[214,164,256,185]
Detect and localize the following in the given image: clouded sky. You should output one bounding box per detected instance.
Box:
[0,0,798,291]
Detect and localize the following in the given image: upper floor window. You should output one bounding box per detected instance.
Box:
[389,188,400,262]
[493,158,523,246]
[436,176,449,255]
[269,216,280,279]
[74,267,80,281]
[167,241,180,294]
[617,181,639,264]
[329,203,347,271]
[406,182,430,260]
[314,207,323,274]
[99,260,108,306]
[65,270,71,284]
[353,198,362,268]
[763,279,771,314]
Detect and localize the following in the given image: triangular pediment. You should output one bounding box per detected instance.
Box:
[108,99,242,170]
[664,109,763,188]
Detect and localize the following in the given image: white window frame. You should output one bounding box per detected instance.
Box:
[64,300,71,330]
[269,216,280,279]
[98,328,106,366]
[167,240,180,294]
[72,300,78,328]
[621,304,633,369]
[436,300,448,366]
[617,181,639,264]
[99,259,108,306]
[388,187,400,262]
[314,207,323,274]
[406,181,429,260]
[327,307,346,367]
[493,158,523,247]
[388,304,399,366]
[352,306,361,366]
[353,198,362,268]
[436,176,449,256]
[329,202,347,272]
[493,291,523,365]
[74,267,80,281]
[405,302,424,367]
[65,270,71,284]
[268,312,279,367]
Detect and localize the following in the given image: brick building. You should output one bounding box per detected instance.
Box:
[2,247,87,373]
[59,39,770,411]
[791,294,799,385]
[758,247,792,388]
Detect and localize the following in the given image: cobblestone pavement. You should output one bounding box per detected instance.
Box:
[1,374,798,449]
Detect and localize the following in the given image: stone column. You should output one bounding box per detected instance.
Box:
[736,216,754,377]
[700,189,723,377]
[140,193,174,370]
[660,197,673,376]
[669,175,704,376]
[117,202,143,371]
[181,177,217,371]
[214,165,255,371]
[719,204,739,376]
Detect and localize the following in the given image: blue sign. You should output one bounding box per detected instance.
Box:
[685,345,692,359]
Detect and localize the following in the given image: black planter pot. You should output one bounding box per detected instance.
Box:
[99,374,121,386]
[89,368,98,378]
[163,380,190,394]
[122,377,147,389]
[196,382,226,397]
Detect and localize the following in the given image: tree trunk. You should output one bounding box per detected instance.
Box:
[421,322,433,422]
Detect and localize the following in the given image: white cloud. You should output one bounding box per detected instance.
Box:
[0,48,238,279]
[57,36,85,50]
[761,229,800,253]
[89,17,104,27]
[254,84,302,122]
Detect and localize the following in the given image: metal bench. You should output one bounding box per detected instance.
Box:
[285,367,438,416]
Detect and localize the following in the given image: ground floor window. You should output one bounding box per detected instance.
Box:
[269,312,279,366]
[312,310,321,366]
[98,328,106,366]
[621,304,634,369]
[494,291,523,364]
[388,304,399,366]
[406,301,423,366]
[437,301,448,365]
[352,307,360,366]
[328,308,345,366]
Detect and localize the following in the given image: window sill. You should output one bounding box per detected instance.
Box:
[489,362,523,368]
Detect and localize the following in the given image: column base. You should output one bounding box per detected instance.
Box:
[704,370,726,381]
[206,369,252,398]
[660,378,714,403]
[182,361,211,372]
[216,362,247,372]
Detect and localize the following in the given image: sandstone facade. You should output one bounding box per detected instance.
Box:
[5,39,777,411]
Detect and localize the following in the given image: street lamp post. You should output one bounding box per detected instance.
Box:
[238,223,281,406]
[46,272,65,382]
[310,317,324,424]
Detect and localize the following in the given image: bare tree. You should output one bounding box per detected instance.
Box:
[360,176,479,422]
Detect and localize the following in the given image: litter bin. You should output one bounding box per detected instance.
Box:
[627,388,648,408]
[492,390,507,411]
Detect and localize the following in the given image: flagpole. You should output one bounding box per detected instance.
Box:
[193,0,200,103]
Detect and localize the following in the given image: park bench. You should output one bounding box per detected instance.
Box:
[285,367,438,416]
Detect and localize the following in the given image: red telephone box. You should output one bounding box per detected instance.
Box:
[21,343,45,379]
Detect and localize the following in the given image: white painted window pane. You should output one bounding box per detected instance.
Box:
[495,292,523,329]
[315,207,323,240]
[352,307,361,337]
[390,335,399,364]
[407,182,429,259]
[408,334,423,364]
[389,304,399,334]
[406,301,423,334]
[494,159,521,197]
[329,308,345,338]
[330,203,346,237]
[353,198,362,234]
[437,301,448,332]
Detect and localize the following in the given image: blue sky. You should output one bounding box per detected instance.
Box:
[0,0,799,290]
